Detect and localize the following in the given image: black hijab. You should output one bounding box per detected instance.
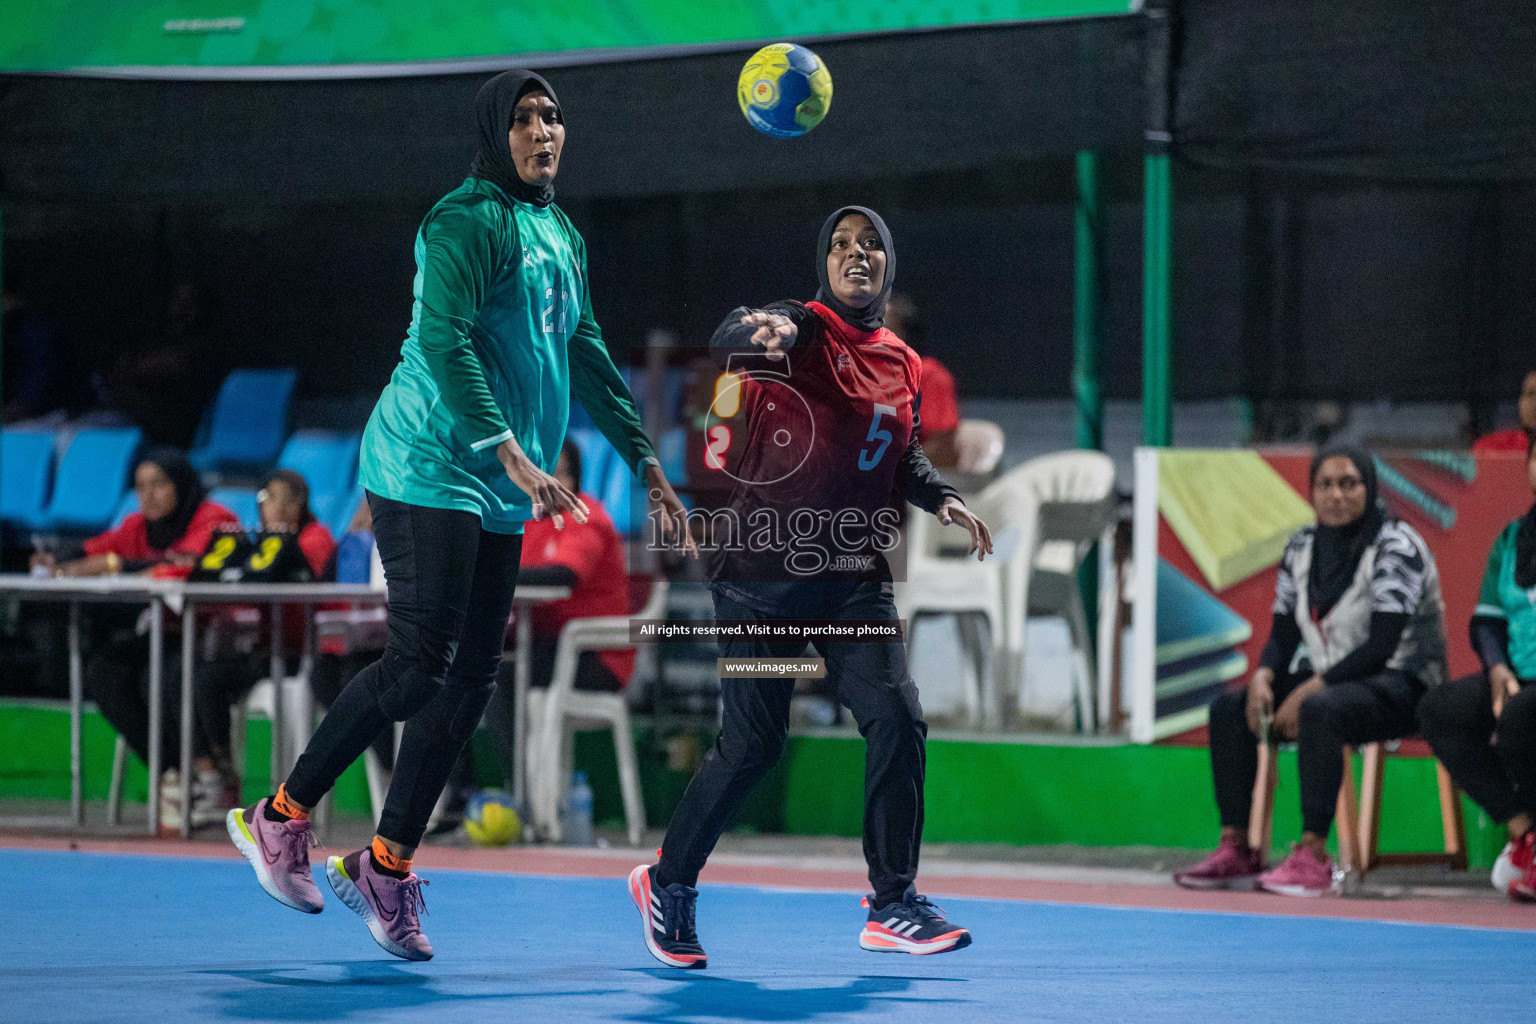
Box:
[1515,436,1536,589]
[140,447,206,553]
[814,206,896,331]
[1308,444,1386,617]
[469,69,560,208]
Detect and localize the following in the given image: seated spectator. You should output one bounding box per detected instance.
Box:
[40,450,239,827]
[884,293,959,468]
[1419,437,1536,901]
[1473,368,1536,454]
[32,447,236,579]
[511,437,633,694]
[439,438,632,828]
[188,470,336,827]
[1175,445,1446,896]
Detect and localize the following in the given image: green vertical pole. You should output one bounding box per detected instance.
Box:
[1073,151,1104,452]
[1074,152,1107,728]
[1142,152,1173,447]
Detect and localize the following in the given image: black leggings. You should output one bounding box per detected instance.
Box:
[656,583,925,907]
[1418,673,1536,825]
[284,493,522,849]
[1208,668,1422,838]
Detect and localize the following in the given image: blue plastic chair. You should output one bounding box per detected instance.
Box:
[189,368,298,472]
[279,431,361,498]
[111,490,140,528]
[658,426,688,485]
[39,428,142,533]
[0,430,57,529]
[655,425,694,514]
[566,428,612,498]
[599,450,646,537]
[312,483,364,540]
[207,487,261,531]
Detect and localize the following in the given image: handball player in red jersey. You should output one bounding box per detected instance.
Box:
[629,206,992,967]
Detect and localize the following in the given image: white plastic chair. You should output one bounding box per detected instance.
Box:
[894,502,1003,725]
[526,577,666,846]
[982,451,1116,732]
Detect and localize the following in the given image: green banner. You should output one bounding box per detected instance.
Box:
[1,1,1137,74]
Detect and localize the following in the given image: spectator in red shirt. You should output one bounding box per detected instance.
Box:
[32,447,237,579]
[189,469,337,828]
[514,438,634,691]
[884,293,960,468]
[1474,369,1536,454]
[66,450,238,823]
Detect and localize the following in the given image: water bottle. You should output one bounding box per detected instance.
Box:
[564,770,594,847]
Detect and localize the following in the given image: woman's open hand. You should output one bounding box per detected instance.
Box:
[938,497,993,561]
[497,437,587,529]
[740,310,796,360]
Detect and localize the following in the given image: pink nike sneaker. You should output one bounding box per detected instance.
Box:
[1258,845,1337,897]
[226,798,324,913]
[326,849,433,961]
[1174,835,1265,891]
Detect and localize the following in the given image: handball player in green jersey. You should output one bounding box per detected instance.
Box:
[225,70,694,961]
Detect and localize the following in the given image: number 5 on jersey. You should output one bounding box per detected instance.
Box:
[858,404,897,470]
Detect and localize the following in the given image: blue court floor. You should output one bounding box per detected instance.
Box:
[8,848,1535,1024]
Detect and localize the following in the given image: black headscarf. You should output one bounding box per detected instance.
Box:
[469,69,560,208]
[1515,436,1536,589]
[814,206,896,331]
[139,447,206,553]
[1308,443,1386,617]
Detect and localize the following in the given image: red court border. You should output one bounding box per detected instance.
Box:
[6,833,1533,932]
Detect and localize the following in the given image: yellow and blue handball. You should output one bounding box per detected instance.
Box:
[737,42,832,138]
[463,789,521,847]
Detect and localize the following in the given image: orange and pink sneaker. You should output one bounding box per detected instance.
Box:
[859,887,972,955]
[226,798,324,913]
[628,864,707,969]
[1258,845,1337,897]
[326,849,434,961]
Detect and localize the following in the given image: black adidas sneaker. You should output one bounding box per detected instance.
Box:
[859,886,972,955]
[628,864,707,968]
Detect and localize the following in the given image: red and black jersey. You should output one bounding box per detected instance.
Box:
[705,299,956,611]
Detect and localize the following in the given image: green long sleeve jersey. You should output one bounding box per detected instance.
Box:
[1475,519,1536,678]
[360,178,657,533]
